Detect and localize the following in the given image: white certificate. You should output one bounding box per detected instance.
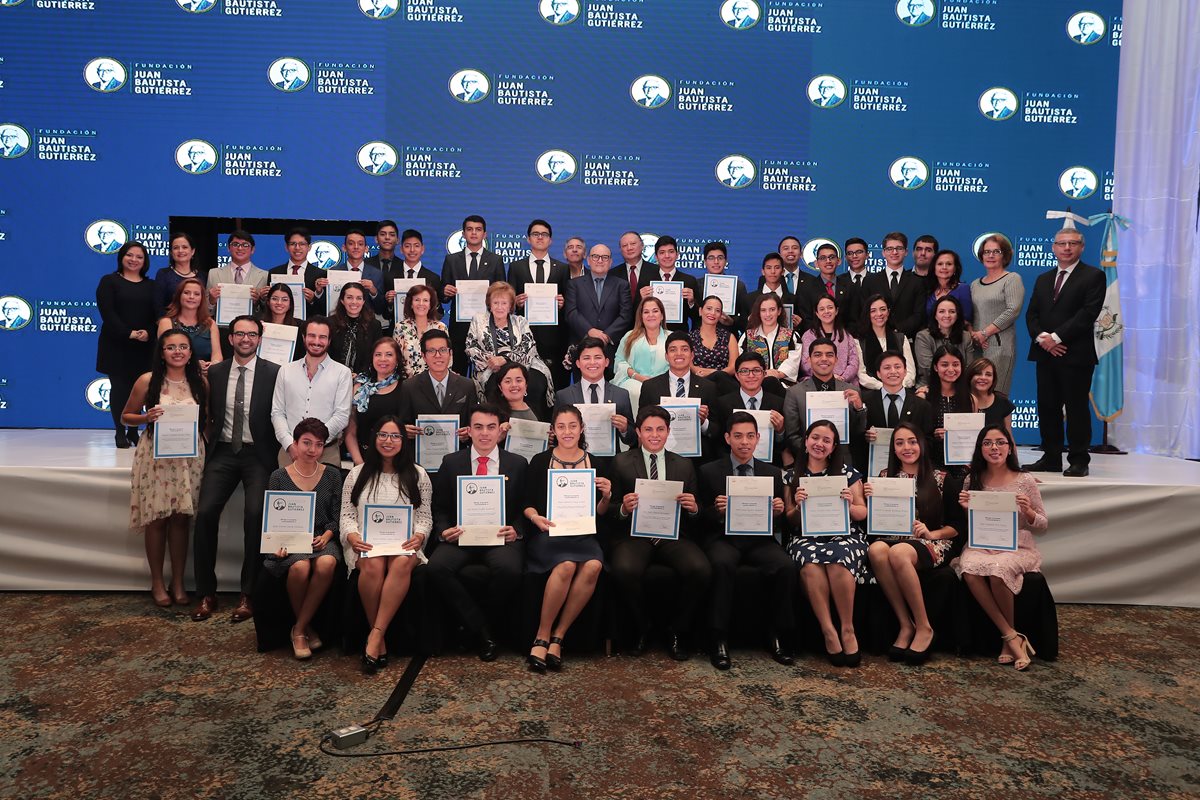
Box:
[650,281,684,324]
[325,270,358,316]
[258,322,297,365]
[261,490,315,554]
[457,474,506,546]
[270,274,306,321]
[725,476,774,536]
[659,397,702,458]
[867,477,915,537]
[361,504,414,557]
[546,469,596,536]
[454,279,489,322]
[869,428,893,478]
[944,412,985,466]
[745,408,775,462]
[505,417,550,463]
[215,283,254,326]
[806,391,849,442]
[630,478,683,540]
[574,402,617,457]
[392,277,423,319]
[702,274,738,316]
[524,282,559,326]
[968,491,1019,551]
[782,303,795,330]
[153,404,199,459]
[799,475,850,537]
[415,415,459,472]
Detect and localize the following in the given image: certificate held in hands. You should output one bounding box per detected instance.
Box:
[258,322,298,365]
[944,412,985,466]
[215,283,254,326]
[650,281,684,324]
[261,490,316,554]
[798,475,850,538]
[968,491,1019,551]
[153,404,199,459]
[457,474,506,546]
[362,504,414,557]
[270,274,306,320]
[806,391,849,442]
[658,397,702,458]
[524,283,558,326]
[505,417,550,463]
[546,469,596,536]
[868,427,893,479]
[725,476,774,536]
[574,403,617,457]
[630,478,683,540]
[415,415,459,472]
[866,477,915,537]
[455,279,489,322]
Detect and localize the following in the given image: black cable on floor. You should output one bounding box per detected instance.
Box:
[319,735,582,758]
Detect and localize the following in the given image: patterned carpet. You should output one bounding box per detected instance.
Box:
[1,593,1197,799]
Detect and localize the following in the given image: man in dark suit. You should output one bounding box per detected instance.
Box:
[753,251,800,330]
[191,316,281,623]
[609,407,712,660]
[711,352,786,461]
[1024,228,1106,476]
[783,337,867,466]
[555,336,637,449]
[636,235,699,333]
[379,227,443,327]
[563,243,633,363]
[427,404,527,660]
[698,412,795,669]
[396,329,477,435]
[700,242,751,334]
[857,350,935,471]
[508,219,570,389]
[612,230,652,309]
[267,227,323,319]
[327,229,387,315]
[638,331,720,462]
[798,242,858,327]
[861,231,926,339]
[836,238,871,331]
[441,214,507,375]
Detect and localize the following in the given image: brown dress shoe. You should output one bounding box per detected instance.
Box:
[230,594,253,623]
[190,595,218,621]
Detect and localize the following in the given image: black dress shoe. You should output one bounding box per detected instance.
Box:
[710,641,731,670]
[628,632,649,656]
[1063,463,1089,477]
[768,637,794,666]
[1023,457,1062,473]
[668,634,689,661]
[115,430,131,449]
[478,633,500,662]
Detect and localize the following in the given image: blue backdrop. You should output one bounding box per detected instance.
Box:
[0,0,1123,441]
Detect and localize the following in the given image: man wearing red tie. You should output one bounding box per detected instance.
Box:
[267,227,322,318]
[613,230,651,309]
[799,243,858,326]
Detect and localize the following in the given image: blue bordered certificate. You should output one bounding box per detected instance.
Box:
[546,469,596,536]
[215,283,254,326]
[744,408,775,462]
[325,270,357,316]
[868,427,893,479]
[799,475,849,537]
[415,415,459,473]
[153,404,199,459]
[391,277,423,321]
[456,474,505,546]
[261,490,316,554]
[524,282,558,326]
[630,477,682,540]
[725,475,773,536]
[505,417,550,463]
[866,477,915,536]
[362,504,414,557]
[968,491,1019,551]
[944,412,985,466]
[270,274,306,321]
[806,391,849,443]
[650,280,684,324]
[258,321,297,365]
[702,274,738,316]
[659,397,702,458]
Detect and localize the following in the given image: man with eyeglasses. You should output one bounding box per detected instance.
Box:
[191,316,281,623]
[0,127,27,159]
[90,61,122,92]
[711,352,786,463]
[455,73,485,103]
[268,227,322,318]
[508,219,570,388]
[564,243,633,363]
[701,242,750,333]
[836,238,871,330]
[798,243,857,327]
[273,61,305,91]
[861,231,926,339]
[207,231,268,331]
[1024,228,1105,477]
[396,328,477,436]
[185,144,212,173]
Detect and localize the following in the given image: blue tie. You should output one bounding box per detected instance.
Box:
[595,278,604,301]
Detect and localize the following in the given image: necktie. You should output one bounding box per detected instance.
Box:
[1053,269,1067,301]
[476,456,488,476]
[887,393,900,428]
[231,366,247,451]
[748,396,758,410]
[662,271,671,282]
[435,381,445,408]
[407,268,415,279]
[826,281,835,297]
[589,383,599,404]
[889,271,899,294]
[535,258,545,283]
[676,377,686,397]
[381,258,391,274]
[291,265,300,275]
[854,274,862,288]
[737,463,751,477]
[629,267,639,302]
[351,266,359,273]
[649,452,659,480]
[469,251,478,277]
[785,272,795,293]
[595,278,604,300]
[234,266,244,284]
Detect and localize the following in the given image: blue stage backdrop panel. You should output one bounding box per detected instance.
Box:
[0,0,1122,442]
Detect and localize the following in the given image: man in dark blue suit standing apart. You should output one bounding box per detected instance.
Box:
[563,243,633,364]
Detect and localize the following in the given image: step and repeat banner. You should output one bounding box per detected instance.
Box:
[0,0,1122,439]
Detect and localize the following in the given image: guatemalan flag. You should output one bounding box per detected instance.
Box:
[1088,212,1129,422]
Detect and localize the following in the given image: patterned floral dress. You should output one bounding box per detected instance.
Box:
[129,380,206,532]
[787,462,869,581]
[393,318,447,378]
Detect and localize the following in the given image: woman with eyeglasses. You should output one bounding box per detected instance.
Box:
[969,235,1025,394]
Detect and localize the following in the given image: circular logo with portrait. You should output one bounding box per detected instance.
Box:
[359,0,398,19]
[370,510,385,523]
[896,0,935,26]
[716,155,756,189]
[979,87,1018,121]
[465,482,479,495]
[630,74,671,109]
[445,230,467,255]
[357,141,397,176]
[272,497,287,511]
[555,475,569,488]
[889,156,928,190]
[175,139,217,175]
[268,58,310,92]
[973,231,1011,262]
[449,69,490,104]
[807,75,846,109]
[640,233,659,265]
[1,0,28,7]
[308,240,342,270]
[0,296,32,332]
[0,123,31,160]
[803,238,840,271]
[85,377,112,411]
[540,0,579,25]
[536,149,576,184]
[720,0,760,29]
[176,0,216,13]
[1059,166,1097,199]
[1067,11,1105,45]
[84,58,127,93]
[85,219,129,255]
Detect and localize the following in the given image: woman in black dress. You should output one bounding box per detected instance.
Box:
[95,241,156,448]
[920,344,975,470]
[345,337,404,465]
[328,282,383,374]
[968,357,1014,430]
[521,405,612,672]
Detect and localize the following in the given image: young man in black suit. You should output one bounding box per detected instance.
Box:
[554,336,637,449]
[697,412,795,669]
[563,243,634,364]
[858,350,935,471]
[799,242,859,329]
[710,352,786,461]
[427,404,527,660]
[861,231,926,339]
[609,406,712,660]
[1024,228,1106,477]
[267,227,324,319]
[782,337,867,467]
[381,227,443,327]
[396,329,477,437]
[508,219,570,389]
[440,214,506,374]
[638,331,719,462]
[836,238,871,331]
[191,316,281,623]
[636,235,699,333]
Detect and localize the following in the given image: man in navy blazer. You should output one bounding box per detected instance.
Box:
[441,214,507,375]
[191,316,281,623]
[639,331,720,462]
[396,329,477,433]
[555,336,637,448]
[857,350,935,470]
[428,404,528,660]
[563,243,633,362]
[860,232,926,339]
[268,227,324,319]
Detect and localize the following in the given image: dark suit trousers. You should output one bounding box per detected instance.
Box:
[449,320,471,376]
[427,540,525,634]
[610,536,712,635]
[108,373,137,433]
[192,442,270,596]
[1035,360,1095,465]
[703,538,795,638]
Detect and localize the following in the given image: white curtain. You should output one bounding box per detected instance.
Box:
[1111,1,1200,457]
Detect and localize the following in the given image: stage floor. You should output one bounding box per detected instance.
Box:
[1,430,1198,606]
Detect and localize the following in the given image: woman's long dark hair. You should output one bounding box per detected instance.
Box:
[260,283,297,325]
[884,421,943,528]
[811,294,849,343]
[485,360,530,416]
[792,418,844,478]
[145,330,207,428]
[857,293,905,376]
[926,344,973,414]
[549,404,589,452]
[967,424,1022,478]
[926,295,967,342]
[351,415,422,508]
[331,281,377,330]
[115,241,150,278]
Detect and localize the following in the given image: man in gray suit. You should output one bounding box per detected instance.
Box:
[555,336,637,448]
[783,337,866,466]
[207,231,269,351]
[563,243,633,362]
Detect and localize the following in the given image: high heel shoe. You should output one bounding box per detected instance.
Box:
[999,632,1019,665]
[888,645,908,662]
[1012,632,1036,671]
[305,626,324,651]
[905,631,936,666]
[546,636,564,672]
[527,638,549,673]
[291,627,312,660]
[362,626,384,673]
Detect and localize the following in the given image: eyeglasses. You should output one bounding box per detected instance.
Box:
[589,254,612,261]
[883,246,906,253]
[163,343,191,352]
[816,254,839,262]
[376,432,404,442]
[981,248,1002,257]
[528,231,550,239]
[845,249,866,257]
[736,368,764,376]
[228,241,252,249]
[704,254,727,262]
[230,331,260,339]
[424,347,450,356]
[981,439,1009,448]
